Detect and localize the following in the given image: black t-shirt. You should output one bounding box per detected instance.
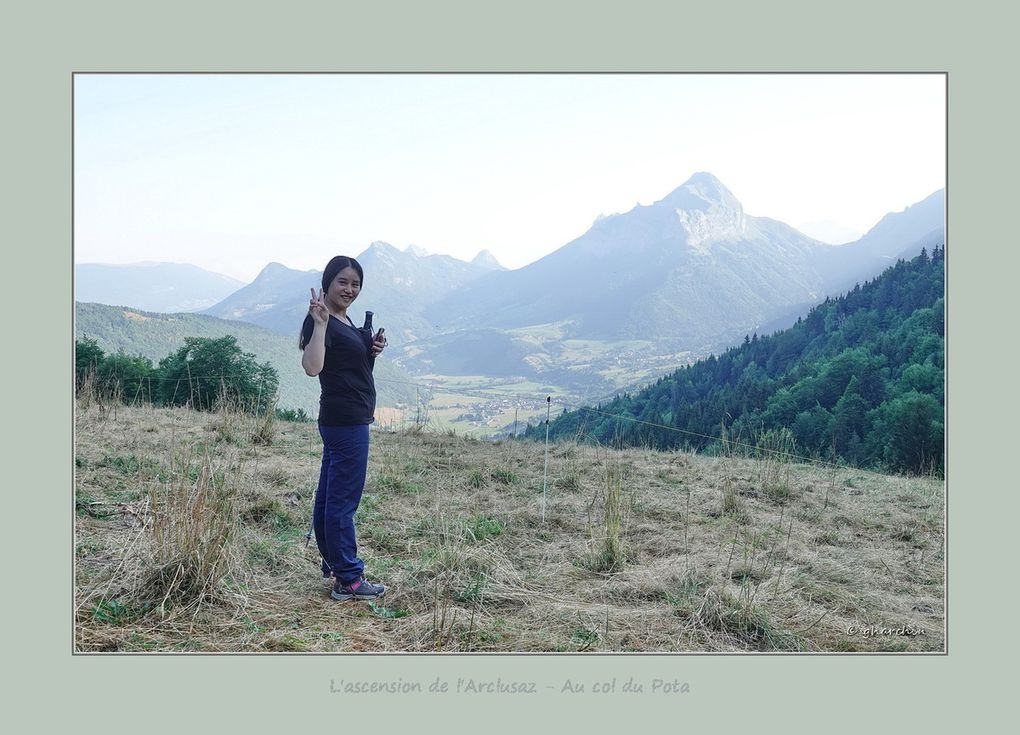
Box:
[301,314,376,426]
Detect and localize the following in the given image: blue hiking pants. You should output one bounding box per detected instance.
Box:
[313,423,370,586]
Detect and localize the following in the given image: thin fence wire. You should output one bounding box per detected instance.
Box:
[76,371,932,482]
[371,377,919,481]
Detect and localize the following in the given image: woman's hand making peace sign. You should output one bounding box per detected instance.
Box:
[309,288,329,327]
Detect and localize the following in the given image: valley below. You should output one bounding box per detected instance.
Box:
[388,326,699,436]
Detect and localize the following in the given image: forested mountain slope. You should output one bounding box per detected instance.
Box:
[532,247,945,475]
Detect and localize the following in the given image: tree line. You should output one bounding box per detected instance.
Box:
[75,334,281,416]
[528,247,945,476]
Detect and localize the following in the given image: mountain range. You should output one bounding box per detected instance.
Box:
[423,173,943,348]
[201,244,505,342]
[75,173,944,398]
[399,174,943,381]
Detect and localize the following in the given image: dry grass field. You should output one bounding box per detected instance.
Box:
[74,397,944,653]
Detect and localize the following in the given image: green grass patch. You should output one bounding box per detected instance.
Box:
[555,472,582,492]
[356,493,383,524]
[126,632,161,651]
[76,539,105,557]
[570,625,601,650]
[814,529,843,546]
[664,570,711,611]
[363,526,402,553]
[242,496,302,536]
[76,492,114,519]
[466,515,504,542]
[368,601,410,619]
[375,473,421,494]
[92,598,151,625]
[453,574,488,603]
[110,488,145,503]
[490,469,517,485]
[247,539,290,572]
[98,453,159,475]
[263,635,308,652]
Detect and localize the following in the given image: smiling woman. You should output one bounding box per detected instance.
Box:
[299,255,389,602]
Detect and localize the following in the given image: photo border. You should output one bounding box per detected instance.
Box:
[9,0,1005,729]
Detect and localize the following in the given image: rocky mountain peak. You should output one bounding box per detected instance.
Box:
[471,249,503,270]
[655,172,747,247]
[252,261,297,282]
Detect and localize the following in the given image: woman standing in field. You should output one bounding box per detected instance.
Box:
[300,255,388,601]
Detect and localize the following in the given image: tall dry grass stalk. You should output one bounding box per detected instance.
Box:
[250,399,277,446]
[75,370,125,421]
[721,476,741,516]
[604,462,623,564]
[211,385,244,444]
[756,427,795,501]
[76,370,100,412]
[145,449,242,614]
[581,450,628,572]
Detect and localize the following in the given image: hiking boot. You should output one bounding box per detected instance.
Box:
[321,572,333,587]
[332,576,386,601]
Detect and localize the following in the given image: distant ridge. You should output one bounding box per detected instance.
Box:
[75,262,245,313]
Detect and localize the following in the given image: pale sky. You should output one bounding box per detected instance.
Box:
[74,74,945,283]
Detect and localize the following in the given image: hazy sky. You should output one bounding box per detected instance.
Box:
[74,74,945,283]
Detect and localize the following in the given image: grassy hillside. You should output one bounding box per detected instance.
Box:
[75,302,417,415]
[75,398,943,652]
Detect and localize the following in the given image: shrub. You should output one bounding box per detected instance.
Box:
[155,336,278,414]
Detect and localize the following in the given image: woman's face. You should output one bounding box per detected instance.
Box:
[326,266,361,310]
